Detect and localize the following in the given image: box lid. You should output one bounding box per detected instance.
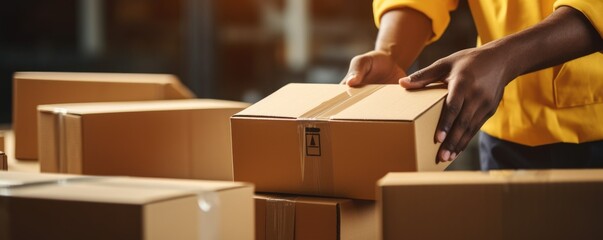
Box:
[0,171,81,187]
[1,172,252,204]
[15,72,178,84]
[234,83,446,121]
[15,72,196,99]
[38,99,250,115]
[379,169,603,187]
[331,85,447,121]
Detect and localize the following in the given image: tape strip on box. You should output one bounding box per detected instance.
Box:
[296,85,384,195]
[53,108,68,173]
[266,197,296,240]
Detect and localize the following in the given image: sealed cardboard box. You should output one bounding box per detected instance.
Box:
[255,194,376,240]
[378,170,603,240]
[38,99,249,180]
[0,171,254,240]
[0,152,6,170]
[232,83,449,200]
[13,72,195,160]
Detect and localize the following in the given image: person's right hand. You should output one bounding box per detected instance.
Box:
[341,50,407,87]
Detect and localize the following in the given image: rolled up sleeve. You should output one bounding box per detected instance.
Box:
[373,0,459,43]
[554,0,603,38]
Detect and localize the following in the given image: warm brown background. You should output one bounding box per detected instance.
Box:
[0,0,478,169]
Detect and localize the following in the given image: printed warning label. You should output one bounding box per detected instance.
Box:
[305,127,321,156]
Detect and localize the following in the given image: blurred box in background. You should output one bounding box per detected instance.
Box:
[13,72,195,160]
[0,151,6,170]
[378,170,603,240]
[38,99,248,181]
[232,83,449,200]
[0,171,254,240]
[255,193,377,240]
[0,132,4,152]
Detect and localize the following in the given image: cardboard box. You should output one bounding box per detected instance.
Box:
[232,83,449,200]
[378,170,603,240]
[255,194,377,240]
[13,72,195,160]
[38,99,249,181]
[0,171,254,240]
[0,152,6,171]
[0,132,4,152]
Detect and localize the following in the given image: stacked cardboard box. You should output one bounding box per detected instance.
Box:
[231,83,449,239]
[13,72,195,160]
[38,99,249,181]
[255,194,377,240]
[0,171,254,240]
[378,170,603,240]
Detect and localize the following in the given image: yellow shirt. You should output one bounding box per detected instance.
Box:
[373,0,603,146]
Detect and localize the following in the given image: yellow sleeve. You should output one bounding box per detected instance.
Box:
[373,0,459,43]
[554,0,603,38]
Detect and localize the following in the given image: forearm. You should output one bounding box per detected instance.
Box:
[376,8,432,71]
[486,6,603,80]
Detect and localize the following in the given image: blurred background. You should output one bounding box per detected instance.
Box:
[0,0,478,169]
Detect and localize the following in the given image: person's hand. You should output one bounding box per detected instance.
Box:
[400,47,517,163]
[341,50,407,87]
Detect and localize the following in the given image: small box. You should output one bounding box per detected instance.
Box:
[0,152,6,170]
[255,194,377,240]
[378,170,603,240]
[232,83,449,200]
[38,99,249,180]
[0,171,254,240]
[13,72,195,160]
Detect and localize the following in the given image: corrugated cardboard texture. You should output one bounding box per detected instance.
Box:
[13,72,195,160]
[378,170,603,240]
[38,99,249,181]
[0,172,254,240]
[255,194,377,240]
[232,84,449,200]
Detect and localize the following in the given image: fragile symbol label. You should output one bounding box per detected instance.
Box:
[305,127,321,156]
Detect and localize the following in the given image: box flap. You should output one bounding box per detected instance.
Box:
[14,72,178,84]
[0,171,80,187]
[37,99,250,115]
[164,78,196,99]
[234,83,447,121]
[234,83,354,119]
[331,85,447,121]
[379,169,603,187]
[1,174,251,204]
[379,171,504,186]
[96,176,252,193]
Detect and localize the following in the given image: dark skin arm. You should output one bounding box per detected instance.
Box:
[341,8,432,86]
[400,6,603,162]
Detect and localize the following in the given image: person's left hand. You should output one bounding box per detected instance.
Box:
[399,46,517,163]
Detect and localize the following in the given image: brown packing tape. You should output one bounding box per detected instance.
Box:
[265,197,296,240]
[298,122,334,195]
[55,109,67,173]
[295,85,384,195]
